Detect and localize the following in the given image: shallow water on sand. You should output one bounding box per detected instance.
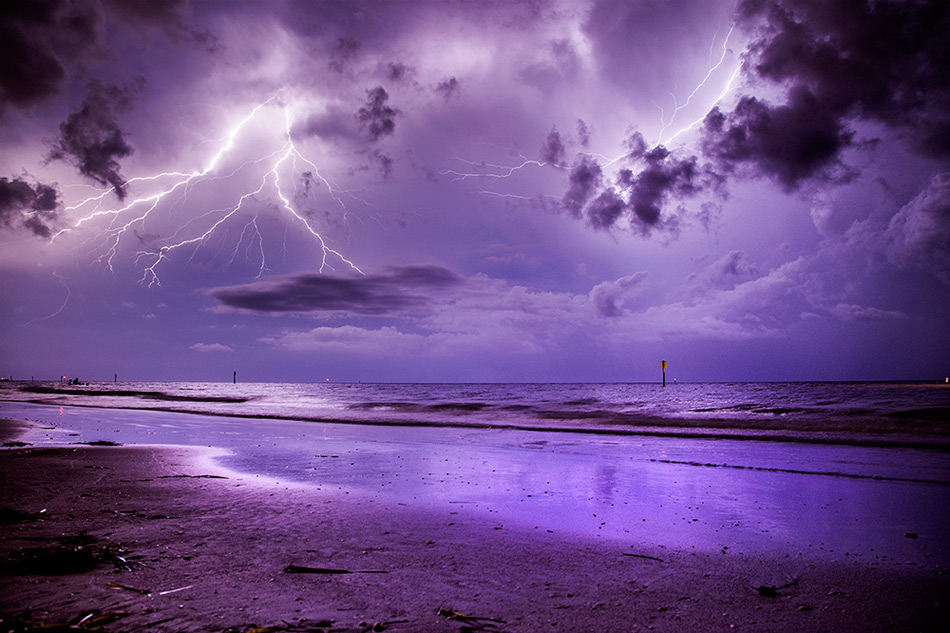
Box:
[3,400,948,568]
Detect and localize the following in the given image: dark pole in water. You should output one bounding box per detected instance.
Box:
[114,373,117,383]
[661,360,667,387]
[233,370,237,384]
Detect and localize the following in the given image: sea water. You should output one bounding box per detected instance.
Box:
[1,381,949,565]
[2,380,949,439]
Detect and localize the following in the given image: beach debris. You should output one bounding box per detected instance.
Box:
[1,440,31,447]
[752,578,799,598]
[222,619,336,633]
[283,564,388,575]
[157,584,194,596]
[76,440,122,447]
[105,581,150,595]
[0,532,138,575]
[0,608,131,631]
[436,608,506,630]
[157,474,229,479]
[905,532,919,539]
[622,552,664,562]
[0,507,45,523]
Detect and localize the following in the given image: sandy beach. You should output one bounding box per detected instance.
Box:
[1,414,948,633]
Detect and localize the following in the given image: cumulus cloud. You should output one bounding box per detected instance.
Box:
[589,272,648,317]
[48,81,137,198]
[689,250,759,290]
[357,86,399,142]
[884,172,950,284]
[0,177,62,238]
[211,265,463,315]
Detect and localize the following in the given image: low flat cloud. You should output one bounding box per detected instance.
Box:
[211,265,463,315]
[190,342,233,352]
[261,325,425,355]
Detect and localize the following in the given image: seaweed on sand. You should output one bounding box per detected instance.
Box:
[0,532,138,575]
[0,609,131,632]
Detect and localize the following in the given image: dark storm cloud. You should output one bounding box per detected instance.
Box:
[568,0,950,237]
[211,265,463,315]
[702,88,855,190]
[0,0,100,110]
[560,136,720,233]
[370,150,394,179]
[735,0,950,160]
[357,86,399,142]
[435,77,461,99]
[49,81,137,199]
[620,144,718,230]
[540,126,565,166]
[576,119,591,149]
[561,155,603,218]
[328,37,362,73]
[699,0,950,189]
[0,177,62,238]
[585,189,625,231]
[104,0,187,31]
[386,61,414,82]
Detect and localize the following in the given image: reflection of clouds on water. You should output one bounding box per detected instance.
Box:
[2,398,947,568]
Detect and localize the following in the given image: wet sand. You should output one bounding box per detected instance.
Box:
[1,418,947,632]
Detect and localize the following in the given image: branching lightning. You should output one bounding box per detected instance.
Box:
[444,21,745,206]
[655,24,740,146]
[56,95,363,287]
[440,155,550,182]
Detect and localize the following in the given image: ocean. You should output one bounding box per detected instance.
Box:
[2,380,949,444]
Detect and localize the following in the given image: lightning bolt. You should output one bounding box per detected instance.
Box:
[656,23,742,147]
[442,18,747,217]
[56,95,362,287]
[21,271,71,326]
[439,155,550,182]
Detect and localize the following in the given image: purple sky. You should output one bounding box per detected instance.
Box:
[1,0,948,383]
